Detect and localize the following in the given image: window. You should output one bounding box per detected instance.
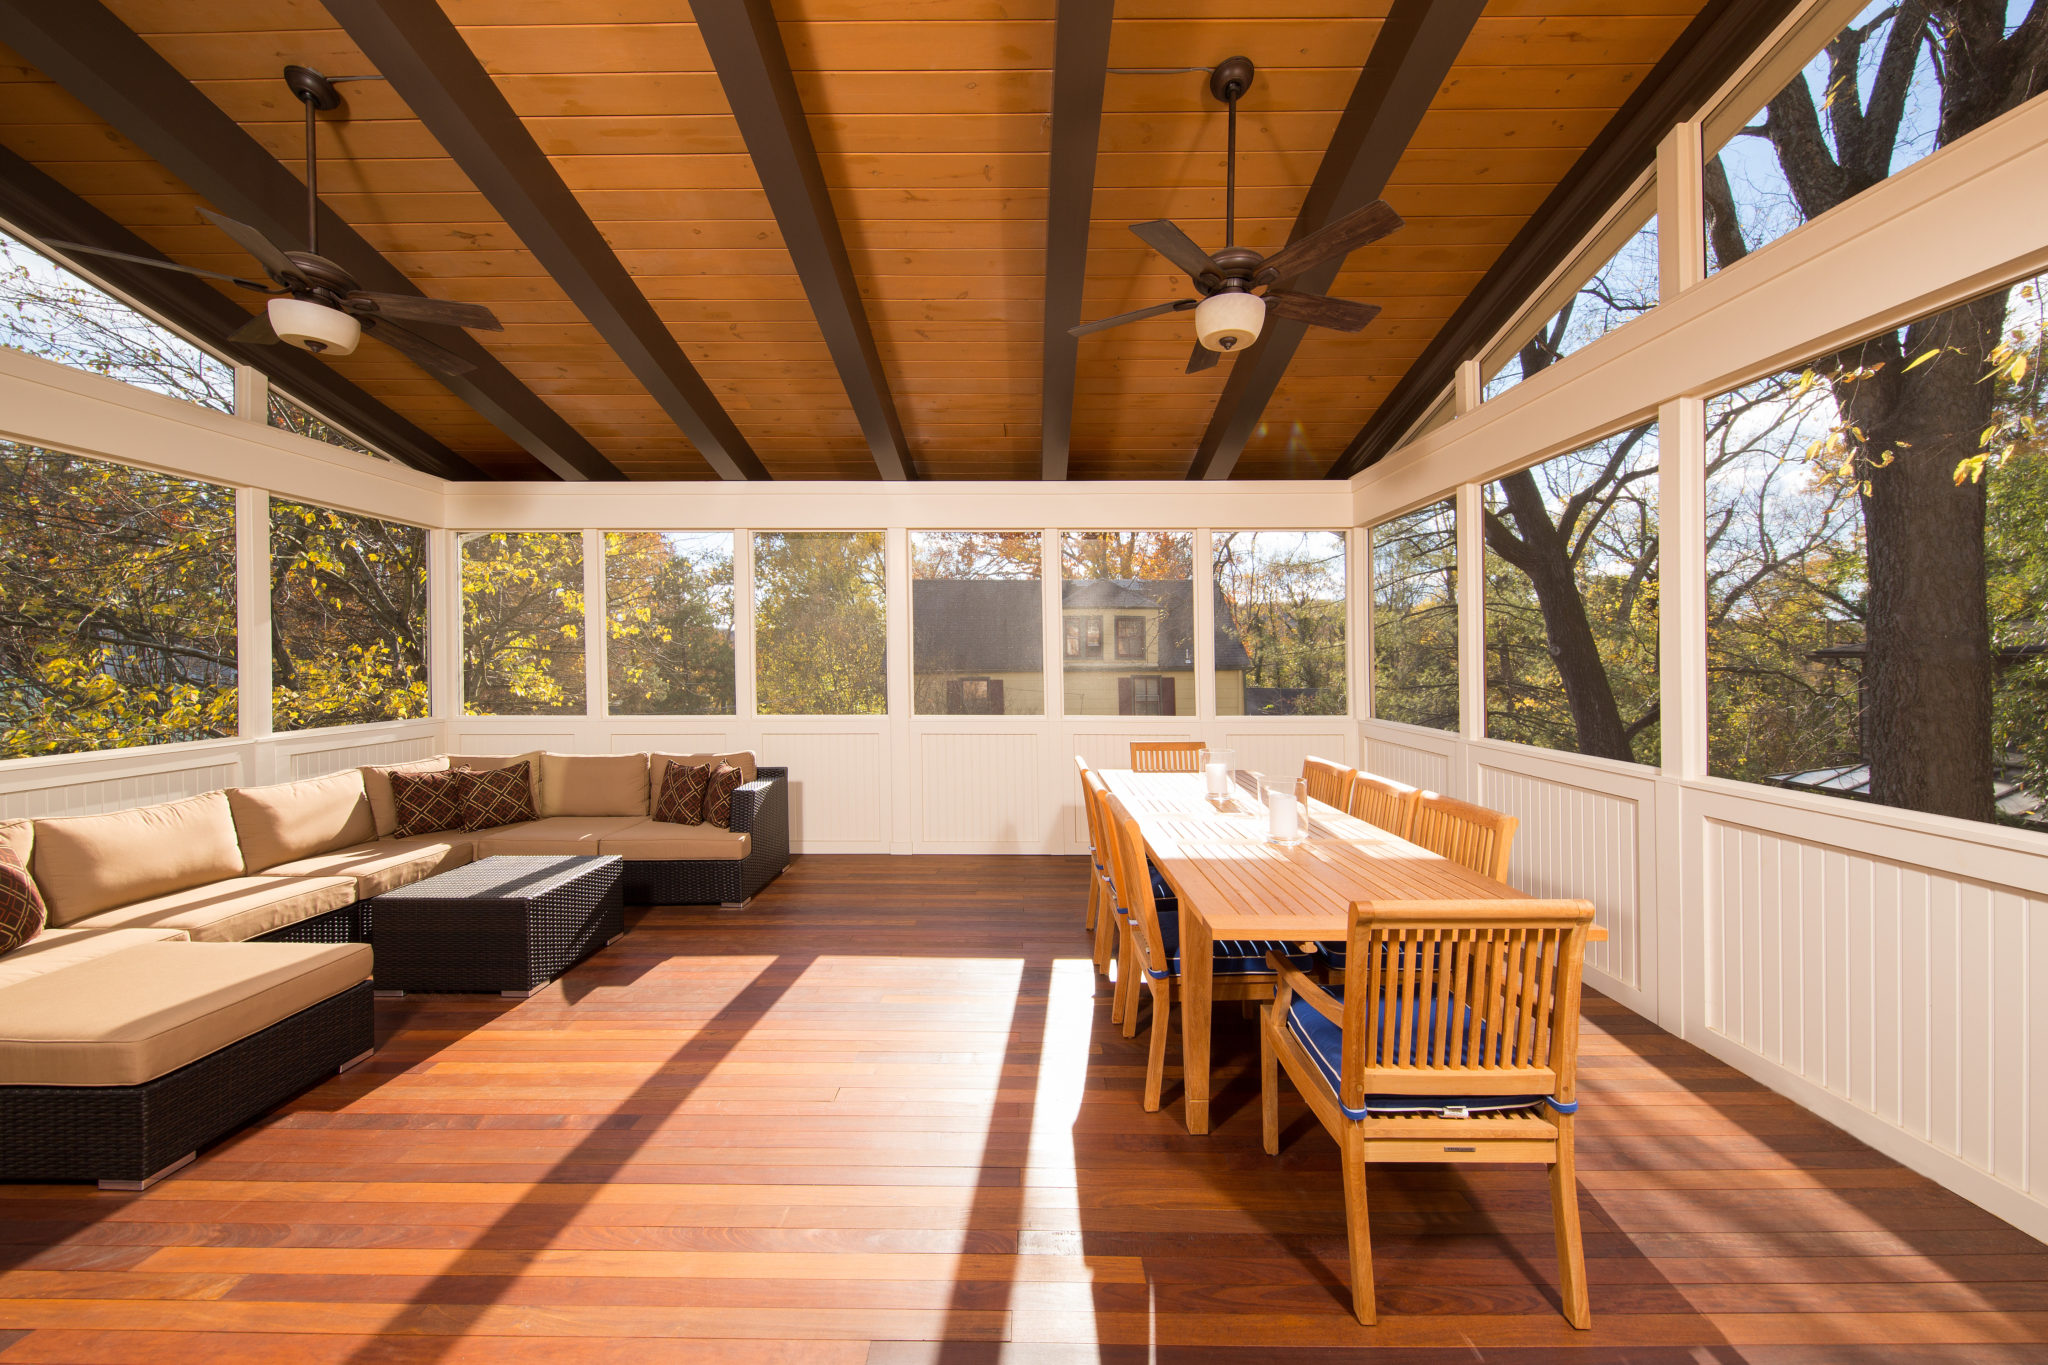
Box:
[270,501,428,732]
[268,390,376,458]
[606,531,734,716]
[911,531,1041,717]
[1122,675,1169,717]
[1703,3,2039,273]
[0,442,235,756]
[1370,500,1458,731]
[1214,530,1347,716]
[1706,268,2048,831]
[460,532,585,716]
[1060,532,1194,716]
[1483,424,1660,763]
[755,531,886,716]
[1484,213,1659,400]
[1115,616,1145,660]
[0,230,233,412]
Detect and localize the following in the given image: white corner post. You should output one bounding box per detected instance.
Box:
[583,527,607,735]
[430,529,461,726]
[885,526,913,853]
[232,365,267,424]
[234,487,272,753]
[1454,481,1485,777]
[1657,121,1706,299]
[733,529,757,729]
[1192,527,1217,725]
[1349,522,1369,753]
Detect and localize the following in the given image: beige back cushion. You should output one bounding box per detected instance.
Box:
[0,819,29,865]
[539,753,650,818]
[650,752,759,809]
[31,791,245,926]
[228,771,377,872]
[361,756,450,838]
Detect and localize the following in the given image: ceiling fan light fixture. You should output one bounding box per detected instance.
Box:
[1195,290,1264,353]
[268,296,361,356]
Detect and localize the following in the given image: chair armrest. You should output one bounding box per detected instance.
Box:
[1265,951,1342,1025]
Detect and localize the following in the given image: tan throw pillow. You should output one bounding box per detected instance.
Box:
[0,849,45,955]
[461,761,538,831]
[391,770,468,839]
[539,753,650,818]
[653,762,710,826]
[704,762,744,829]
[361,756,450,838]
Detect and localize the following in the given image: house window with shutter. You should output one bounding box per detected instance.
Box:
[1083,616,1103,657]
[1117,675,1174,716]
[946,676,1004,715]
[1115,616,1145,659]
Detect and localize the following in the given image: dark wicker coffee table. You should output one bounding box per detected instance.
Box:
[364,855,626,997]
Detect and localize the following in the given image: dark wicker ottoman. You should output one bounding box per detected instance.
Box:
[364,854,626,997]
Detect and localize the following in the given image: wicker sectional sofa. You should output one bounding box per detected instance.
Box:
[0,748,789,1187]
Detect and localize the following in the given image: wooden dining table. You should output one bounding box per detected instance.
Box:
[1098,767,1605,1135]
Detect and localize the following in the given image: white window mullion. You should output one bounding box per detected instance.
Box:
[235,486,271,743]
[1455,481,1485,757]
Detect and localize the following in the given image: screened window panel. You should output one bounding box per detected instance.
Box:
[268,390,375,457]
[1059,532,1194,717]
[271,501,428,732]
[1213,531,1348,716]
[461,532,586,717]
[754,531,887,716]
[1370,500,1458,731]
[0,443,236,755]
[606,531,735,716]
[1484,216,1659,400]
[911,531,1042,716]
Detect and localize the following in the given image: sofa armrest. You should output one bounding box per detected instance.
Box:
[729,773,782,835]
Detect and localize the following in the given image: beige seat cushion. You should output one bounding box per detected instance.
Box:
[0,926,189,990]
[77,876,356,944]
[228,771,378,873]
[0,819,30,864]
[31,793,246,927]
[650,752,759,805]
[539,753,650,818]
[361,756,450,839]
[264,835,474,899]
[0,940,372,1086]
[599,820,751,862]
[474,816,644,858]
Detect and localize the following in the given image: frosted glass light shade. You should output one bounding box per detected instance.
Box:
[268,297,361,356]
[1194,290,1265,352]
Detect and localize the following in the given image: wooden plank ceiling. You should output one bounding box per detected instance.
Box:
[0,0,1704,481]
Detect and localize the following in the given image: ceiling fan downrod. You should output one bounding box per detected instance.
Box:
[1210,57,1253,250]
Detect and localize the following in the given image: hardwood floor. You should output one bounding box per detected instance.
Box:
[2,854,2046,1361]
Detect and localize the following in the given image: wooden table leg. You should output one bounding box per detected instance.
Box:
[1181,906,1214,1135]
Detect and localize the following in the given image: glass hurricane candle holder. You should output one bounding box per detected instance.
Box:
[1200,748,1235,800]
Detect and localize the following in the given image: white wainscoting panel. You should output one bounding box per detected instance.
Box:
[447,729,579,755]
[0,757,243,819]
[609,730,737,756]
[918,731,1048,848]
[1360,725,1455,794]
[1067,730,1197,843]
[1704,816,2046,1209]
[1222,731,1347,791]
[759,730,886,847]
[285,732,438,781]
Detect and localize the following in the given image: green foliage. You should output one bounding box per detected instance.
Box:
[1213,531,1346,715]
[1370,501,1458,730]
[270,500,429,732]
[0,442,236,756]
[754,531,886,716]
[462,532,585,716]
[607,531,735,716]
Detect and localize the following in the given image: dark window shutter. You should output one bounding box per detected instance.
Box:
[987,678,1005,714]
[947,678,964,713]
[1117,676,1135,715]
[1158,675,1177,715]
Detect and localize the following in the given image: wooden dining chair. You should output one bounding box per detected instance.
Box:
[1346,771,1420,841]
[1103,793,1310,1111]
[1410,791,1517,882]
[1129,741,1205,772]
[1260,897,1598,1327]
[1302,755,1356,810]
[1078,763,1121,981]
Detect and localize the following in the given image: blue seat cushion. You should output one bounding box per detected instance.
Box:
[1142,898,1314,979]
[1283,988,1550,1121]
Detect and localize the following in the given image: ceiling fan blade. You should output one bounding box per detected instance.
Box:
[1185,340,1220,374]
[1262,289,1382,333]
[1130,219,1220,283]
[1069,298,1196,338]
[1255,199,1404,283]
[345,291,503,332]
[45,240,272,292]
[369,318,478,376]
[197,207,302,284]
[227,311,280,345]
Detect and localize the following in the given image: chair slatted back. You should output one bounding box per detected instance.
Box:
[1338,899,1594,1109]
[1411,791,1517,882]
[1302,756,1355,809]
[1347,771,1420,841]
[1103,793,1172,967]
[1076,756,1109,873]
[1130,741,1204,772]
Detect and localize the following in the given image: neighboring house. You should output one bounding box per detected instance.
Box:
[910,579,1251,716]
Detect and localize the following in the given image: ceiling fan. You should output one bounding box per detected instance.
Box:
[1071,57,1404,374]
[48,65,501,377]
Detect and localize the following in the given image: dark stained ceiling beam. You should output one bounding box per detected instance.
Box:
[1328,0,1806,479]
[0,141,484,480]
[325,0,771,483]
[1184,0,1486,481]
[692,0,915,481]
[1038,0,1116,482]
[0,0,622,482]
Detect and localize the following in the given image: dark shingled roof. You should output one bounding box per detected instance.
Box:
[910,579,1250,673]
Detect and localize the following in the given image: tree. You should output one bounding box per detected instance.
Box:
[270,501,429,732]
[607,532,735,715]
[754,532,886,715]
[1370,502,1459,730]
[1213,531,1348,714]
[1061,532,1192,581]
[461,532,585,716]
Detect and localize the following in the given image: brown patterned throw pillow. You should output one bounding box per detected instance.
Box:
[391,769,468,839]
[0,848,45,954]
[461,761,537,831]
[654,761,710,826]
[704,762,743,830]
